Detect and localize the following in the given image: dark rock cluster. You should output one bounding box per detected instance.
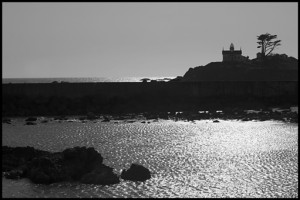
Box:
[25,122,36,125]
[25,117,37,122]
[121,163,151,182]
[2,107,298,127]
[2,146,151,185]
[141,108,298,123]
[2,118,11,124]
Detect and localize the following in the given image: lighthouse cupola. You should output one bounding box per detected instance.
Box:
[230,43,234,51]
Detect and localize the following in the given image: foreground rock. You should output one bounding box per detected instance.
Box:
[2,146,50,175]
[2,146,120,185]
[121,163,151,182]
[3,169,24,179]
[80,165,119,185]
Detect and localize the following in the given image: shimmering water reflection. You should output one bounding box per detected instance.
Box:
[2,119,298,198]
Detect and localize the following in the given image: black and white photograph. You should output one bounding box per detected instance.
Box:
[2,2,298,198]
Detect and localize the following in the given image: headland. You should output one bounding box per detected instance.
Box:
[2,53,298,119]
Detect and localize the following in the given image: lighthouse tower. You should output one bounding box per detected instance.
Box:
[222,43,243,62]
[230,43,234,51]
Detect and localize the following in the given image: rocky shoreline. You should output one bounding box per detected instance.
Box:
[2,146,151,185]
[2,106,298,125]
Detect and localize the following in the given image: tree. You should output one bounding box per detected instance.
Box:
[257,33,281,57]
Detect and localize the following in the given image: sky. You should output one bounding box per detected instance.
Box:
[2,2,298,78]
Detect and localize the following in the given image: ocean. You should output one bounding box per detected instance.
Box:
[2,118,298,198]
[2,77,175,84]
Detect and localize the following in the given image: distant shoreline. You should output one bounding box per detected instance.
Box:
[2,77,175,84]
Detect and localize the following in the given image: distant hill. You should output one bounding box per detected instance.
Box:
[172,54,298,81]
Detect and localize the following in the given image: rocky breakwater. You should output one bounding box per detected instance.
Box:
[2,146,151,185]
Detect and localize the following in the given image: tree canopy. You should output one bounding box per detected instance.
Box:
[257,33,281,57]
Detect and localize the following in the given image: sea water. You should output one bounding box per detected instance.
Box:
[2,77,175,84]
[2,119,298,198]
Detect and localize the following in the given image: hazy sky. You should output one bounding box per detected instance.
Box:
[3,2,298,78]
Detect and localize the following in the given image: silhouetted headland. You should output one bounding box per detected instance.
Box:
[170,53,298,82]
[2,53,297,119]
